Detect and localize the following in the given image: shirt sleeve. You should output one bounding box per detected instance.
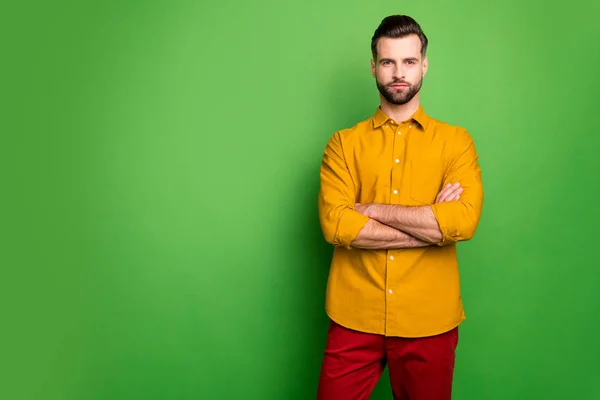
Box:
[318,131,370,249]
[430,128,484,246]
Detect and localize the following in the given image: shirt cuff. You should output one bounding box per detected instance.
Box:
[430,203,458,246]
[335,209,370,249]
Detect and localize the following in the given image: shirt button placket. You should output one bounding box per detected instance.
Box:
[388,120,401,304]
[388,256,394,297]
[392,137,401,199]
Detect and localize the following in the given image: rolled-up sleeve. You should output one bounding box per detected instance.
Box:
[318,132,369,249]
[430,128,484,246]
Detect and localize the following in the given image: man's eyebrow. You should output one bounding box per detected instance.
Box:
[379,57,420,63]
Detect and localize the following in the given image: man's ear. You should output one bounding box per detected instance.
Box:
[422,56,428,77]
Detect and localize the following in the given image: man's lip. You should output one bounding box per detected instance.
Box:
[390,83,408,87]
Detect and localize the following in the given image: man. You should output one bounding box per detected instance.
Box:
[316,15,484,400]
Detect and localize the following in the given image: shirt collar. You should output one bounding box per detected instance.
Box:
[372,105,431,130]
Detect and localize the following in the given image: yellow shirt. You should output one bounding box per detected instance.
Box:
[318,105,484,337]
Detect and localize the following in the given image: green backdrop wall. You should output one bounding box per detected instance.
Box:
[4,0,600,399]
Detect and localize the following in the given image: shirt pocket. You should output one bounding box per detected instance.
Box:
[409,158,445,205]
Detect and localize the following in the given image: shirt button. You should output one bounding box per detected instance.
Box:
[409,125,413,128]
[388,289,393,294]
[397,131,402,135]
[390,256,394,260]
[393,189,398,195]
[395,159,400,163]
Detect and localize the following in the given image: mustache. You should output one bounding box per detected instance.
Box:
[387,80,410,86]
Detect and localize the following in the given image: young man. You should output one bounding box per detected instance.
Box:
[316,15,484,400]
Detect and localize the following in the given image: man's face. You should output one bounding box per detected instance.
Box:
[371,35,428,105]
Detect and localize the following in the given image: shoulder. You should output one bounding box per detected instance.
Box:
[426,115,474,145]
[336,116,374,140]
[324,115,374,149]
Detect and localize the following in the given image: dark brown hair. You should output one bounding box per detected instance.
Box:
[371,15,428,60]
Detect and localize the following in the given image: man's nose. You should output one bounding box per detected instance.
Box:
[392,65,405,79]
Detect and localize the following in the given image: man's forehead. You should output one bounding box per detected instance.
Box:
[377,36,422,58]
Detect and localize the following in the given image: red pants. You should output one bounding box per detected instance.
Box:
[317,320,459,400]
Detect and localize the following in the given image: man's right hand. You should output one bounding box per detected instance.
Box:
[435,183,463,203]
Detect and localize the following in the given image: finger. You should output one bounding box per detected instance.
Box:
[436,186,448,202]
[436,184,451,202]
[447,185,463,196]
[446,188,463,202]
[438,190,451,203]
[439,184,459,202]
[438,191,450,203]
[437,184,454,202]
[440,186,463,203]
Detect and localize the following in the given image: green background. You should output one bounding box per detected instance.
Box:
[3,0,599,399]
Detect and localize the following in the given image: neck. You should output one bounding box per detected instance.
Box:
[380,92,421,123]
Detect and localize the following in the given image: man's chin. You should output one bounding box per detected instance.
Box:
[386,94,410,105]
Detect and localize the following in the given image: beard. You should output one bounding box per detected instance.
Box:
[376,76,423,105]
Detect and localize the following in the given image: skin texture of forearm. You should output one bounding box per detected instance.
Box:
[364,204,443,244]
[351,219,432,250]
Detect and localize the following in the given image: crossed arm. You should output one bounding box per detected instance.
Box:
[351,184,463,249]
[318,129,483,251]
